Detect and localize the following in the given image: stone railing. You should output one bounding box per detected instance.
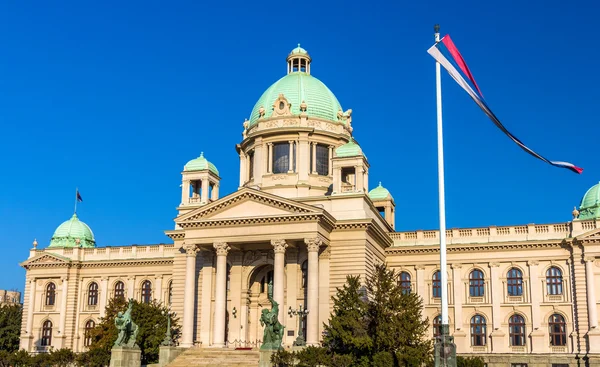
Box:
[30,244,177,261]
[389,220,599,247]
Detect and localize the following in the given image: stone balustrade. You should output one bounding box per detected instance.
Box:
[29,244,176,261]
[389,220,599,246]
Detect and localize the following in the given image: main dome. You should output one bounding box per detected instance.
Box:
[248,46,343,126]
[48,214,96,248]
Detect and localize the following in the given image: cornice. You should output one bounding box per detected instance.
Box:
[165,230,185,240]
[334,219,393,249]
[179,213,323,229]
[386,240,569,255]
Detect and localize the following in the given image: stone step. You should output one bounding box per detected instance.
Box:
[166,348,261,367]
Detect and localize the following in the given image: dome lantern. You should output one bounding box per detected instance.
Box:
[287,44,311,75]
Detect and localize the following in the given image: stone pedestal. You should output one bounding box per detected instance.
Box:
[158,346,184,366]
[110,346,141,367]
[588,328,600,353]
[259,350,275,367]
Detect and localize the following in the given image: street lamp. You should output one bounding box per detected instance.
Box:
[288,304,309,346]
[161,308,175,347]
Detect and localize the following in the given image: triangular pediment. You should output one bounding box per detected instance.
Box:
[576,227,600,240]
[176,188,322,223]
[20,252,72,268]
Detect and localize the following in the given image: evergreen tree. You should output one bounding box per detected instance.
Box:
[0,304,22,352]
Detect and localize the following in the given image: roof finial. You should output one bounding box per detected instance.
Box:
[572,206,580,219]
[298,43,301,48]
[33,238,38,249]
[200,152,204,157]
[379,182,382,187]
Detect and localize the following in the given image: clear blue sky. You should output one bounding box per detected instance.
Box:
[1,0,598,292]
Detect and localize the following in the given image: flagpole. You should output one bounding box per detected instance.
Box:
[74,187,78,215]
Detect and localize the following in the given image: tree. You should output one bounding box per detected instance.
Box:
[85,297,180,365]
[0,304,23,352]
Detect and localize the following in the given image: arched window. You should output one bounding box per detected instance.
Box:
[470,314,487,346]
[84,320,95,347]
[261,270,274,294]
[167,281,173,306]
[432,271,441,298]
[88,282,98,306]
[509,314,525,346]
[546,267,563,295]
[433,315,442,338]
[141,280,152,304]
[41,320,52,346]
[45,283,56,306]
[399,272,411,295]
[469,269,485,297]
[114,281,125,299]
[507,268,523,296]
[301,261,308,288]
[549,314,567,346]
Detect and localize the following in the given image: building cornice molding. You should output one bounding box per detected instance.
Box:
[386,240,569,255]
[178,213,325,229]
[334,219,393,248]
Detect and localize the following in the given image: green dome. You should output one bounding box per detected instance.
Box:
[578,182,600,220]
[369,182,393,201]
[48,214,95,248]
[249,72,343,126]
[335,140,364,158]
[290,44,308,55]
[184,152,219,175]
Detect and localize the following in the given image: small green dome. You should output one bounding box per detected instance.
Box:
[369,182,393,201]
[249,73,343,126]
[48,214,95,248]
[290,44,308,55]
[578,182,600,220]
[184,152,219,175]
[335,140,364,158]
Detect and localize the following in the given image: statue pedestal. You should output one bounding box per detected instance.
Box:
[110,346,141,367]
[158,346,184,366]
[259,350,275,367]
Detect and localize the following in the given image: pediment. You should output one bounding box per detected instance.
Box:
[20,252,72,268]
[576,227,600,241]
[176,188,322,223]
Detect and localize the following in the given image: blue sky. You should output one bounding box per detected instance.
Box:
[0,0,598,292]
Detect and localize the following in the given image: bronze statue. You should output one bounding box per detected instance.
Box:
[260,281,284,350]
[114,299,139,348]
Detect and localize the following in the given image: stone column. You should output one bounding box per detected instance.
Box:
[305,238,322,345]
[211,184,219,201]
[355,166,363,192]
[25,278,36,338]
[586,257,598,329]
[328,146,333,176]
[311,143,317,174]
[239,153,246,187]
[253,139,263,184]
[181,244,200,348]
[451,264,463,330]
[288,141,294,172]
[58,277,69,348]
[201,178,209,204]
[99,277,109,318]
[271,239,288,323]
[181,180,190,205]
[212,242,230,347]
[298,133,310,182]
[267,143,273,173]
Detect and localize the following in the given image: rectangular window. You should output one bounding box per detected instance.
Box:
[315,144,329,176]
[272,143,289,174]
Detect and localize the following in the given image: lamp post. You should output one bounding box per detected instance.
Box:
[161,309,175,347]
[288,304,309,346]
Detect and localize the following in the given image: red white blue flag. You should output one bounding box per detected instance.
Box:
[428,35,583,174]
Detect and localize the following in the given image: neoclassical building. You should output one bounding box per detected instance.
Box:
[19,46,600,366]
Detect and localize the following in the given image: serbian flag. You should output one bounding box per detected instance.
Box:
[76,190,83,202]
[427,35,583,174]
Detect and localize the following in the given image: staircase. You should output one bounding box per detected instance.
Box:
[166,348,261,367]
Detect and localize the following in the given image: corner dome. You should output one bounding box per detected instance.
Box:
[335,140,364,158]
[290,44,308,55]
[369,182,393,201]
[578,182,600,220]
[184,152,219,175]
[48,214,95,248]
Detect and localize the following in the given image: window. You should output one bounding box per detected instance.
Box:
[141,280,152,304]
[469,269,485,297]
[167,281,173,306]
[546,267,563,295]
[261,270,274,293]
[88,282,98,306]
[432,271,442,298]
[507,268,523,296]
[41,320,52,346]
[84,320,95,347]
[315,144,329,176]
[273,143,293,174]
[248,151,254,180]
[433,315,442,338]
[509,314,526,346]
[399,272,411,295]
[301,261,308,288]
[470,314,487,346]
[549,314,567,346]
[511,364,528,367]
[45,283,56,306]
[114,281,125,299]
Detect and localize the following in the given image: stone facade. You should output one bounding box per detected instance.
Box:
[0,289,21,305]
[18,46,600,366]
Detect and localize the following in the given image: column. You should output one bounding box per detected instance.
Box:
[25,278,36,338]
[212,242,230,347]
[99,277,109,318]
[211,184,219,201]
[328,146,333,176]
[333,167,341,194]
[586,257,598,329]
[451,264,463,330]
[298,134,310,182]
[253,140,263,184]
[58,277,69,347]
[288,141,294,172]
[267,143,273,173]
[201,178,209,204]
[271,239,288,323]
[311,143,317,174]
[181,244,200,348]
[305,237,322,345]
[355,166,363,192]
[181,180,190,205]
[239,153,246,187]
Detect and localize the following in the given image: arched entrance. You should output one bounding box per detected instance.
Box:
[246,264,274,343]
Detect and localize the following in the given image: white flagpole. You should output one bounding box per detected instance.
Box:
[74,187,78,215]
[434,25,449,327]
